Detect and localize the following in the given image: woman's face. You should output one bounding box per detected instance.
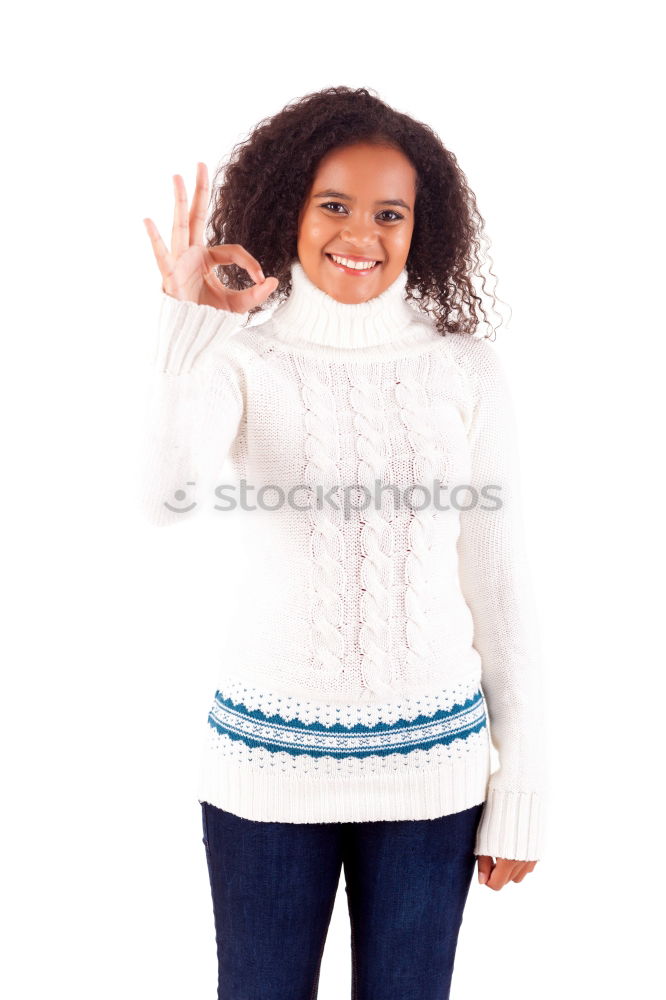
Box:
[296,142,416,304]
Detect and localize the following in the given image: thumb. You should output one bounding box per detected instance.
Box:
[476,855,493,884]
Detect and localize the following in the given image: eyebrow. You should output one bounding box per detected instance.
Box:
[312,189,412,212]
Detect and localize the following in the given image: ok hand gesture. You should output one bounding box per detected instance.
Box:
[143,162,278,313]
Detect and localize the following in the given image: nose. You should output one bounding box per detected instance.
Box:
[339,218,381,248]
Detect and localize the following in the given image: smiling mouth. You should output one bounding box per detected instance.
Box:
[325,253,382,274]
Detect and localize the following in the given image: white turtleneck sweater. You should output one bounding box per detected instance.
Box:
[140,259,548,862]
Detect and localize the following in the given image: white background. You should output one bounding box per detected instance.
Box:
[3,1,663,997]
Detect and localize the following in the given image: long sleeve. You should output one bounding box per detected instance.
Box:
[140,291,249,527]
[454,336,548,861]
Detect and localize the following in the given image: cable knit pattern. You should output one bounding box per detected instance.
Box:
[394,356,445,684]
[346,366,396,702]
[140,259,548,862]
[293,355,346,685]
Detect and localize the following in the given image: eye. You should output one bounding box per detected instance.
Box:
[320,201,348,214]
[318,202,404,223]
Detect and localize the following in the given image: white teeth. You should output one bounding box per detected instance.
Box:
[329,254,378,270]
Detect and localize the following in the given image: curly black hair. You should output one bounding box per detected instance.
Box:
[206,86,507,339]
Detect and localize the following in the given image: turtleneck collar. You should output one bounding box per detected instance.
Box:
[266,259,438,352]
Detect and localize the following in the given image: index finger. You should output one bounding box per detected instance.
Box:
[206,243,266,287]
[143,217,176,290]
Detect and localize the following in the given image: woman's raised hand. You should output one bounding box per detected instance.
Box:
[143,162,279,313]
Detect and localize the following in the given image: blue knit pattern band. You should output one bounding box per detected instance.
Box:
[207,688,487,759]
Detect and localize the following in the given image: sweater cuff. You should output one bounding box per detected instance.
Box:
[154,291,250,375]
[473,787,545,861]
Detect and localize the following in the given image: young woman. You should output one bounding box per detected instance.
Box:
[142,85,547,1000]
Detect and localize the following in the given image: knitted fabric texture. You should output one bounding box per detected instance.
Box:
[141,259,548,861]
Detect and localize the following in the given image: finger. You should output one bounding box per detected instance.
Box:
[501,859,523,880]
[476,855,493,885]
[203,272,279,312]
[171,174,190,259]
[507,861,525,882]
[512,861,537,882]
[206,243,266,287]
[143,217,177,291]
[189,162,209,247]
[486,863,508,891]
[512,866,528,882]
[486,858,520,891]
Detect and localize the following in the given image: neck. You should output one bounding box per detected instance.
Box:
[266,259,439,353]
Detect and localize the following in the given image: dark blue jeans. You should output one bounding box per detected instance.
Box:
[200,799,483,1000]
